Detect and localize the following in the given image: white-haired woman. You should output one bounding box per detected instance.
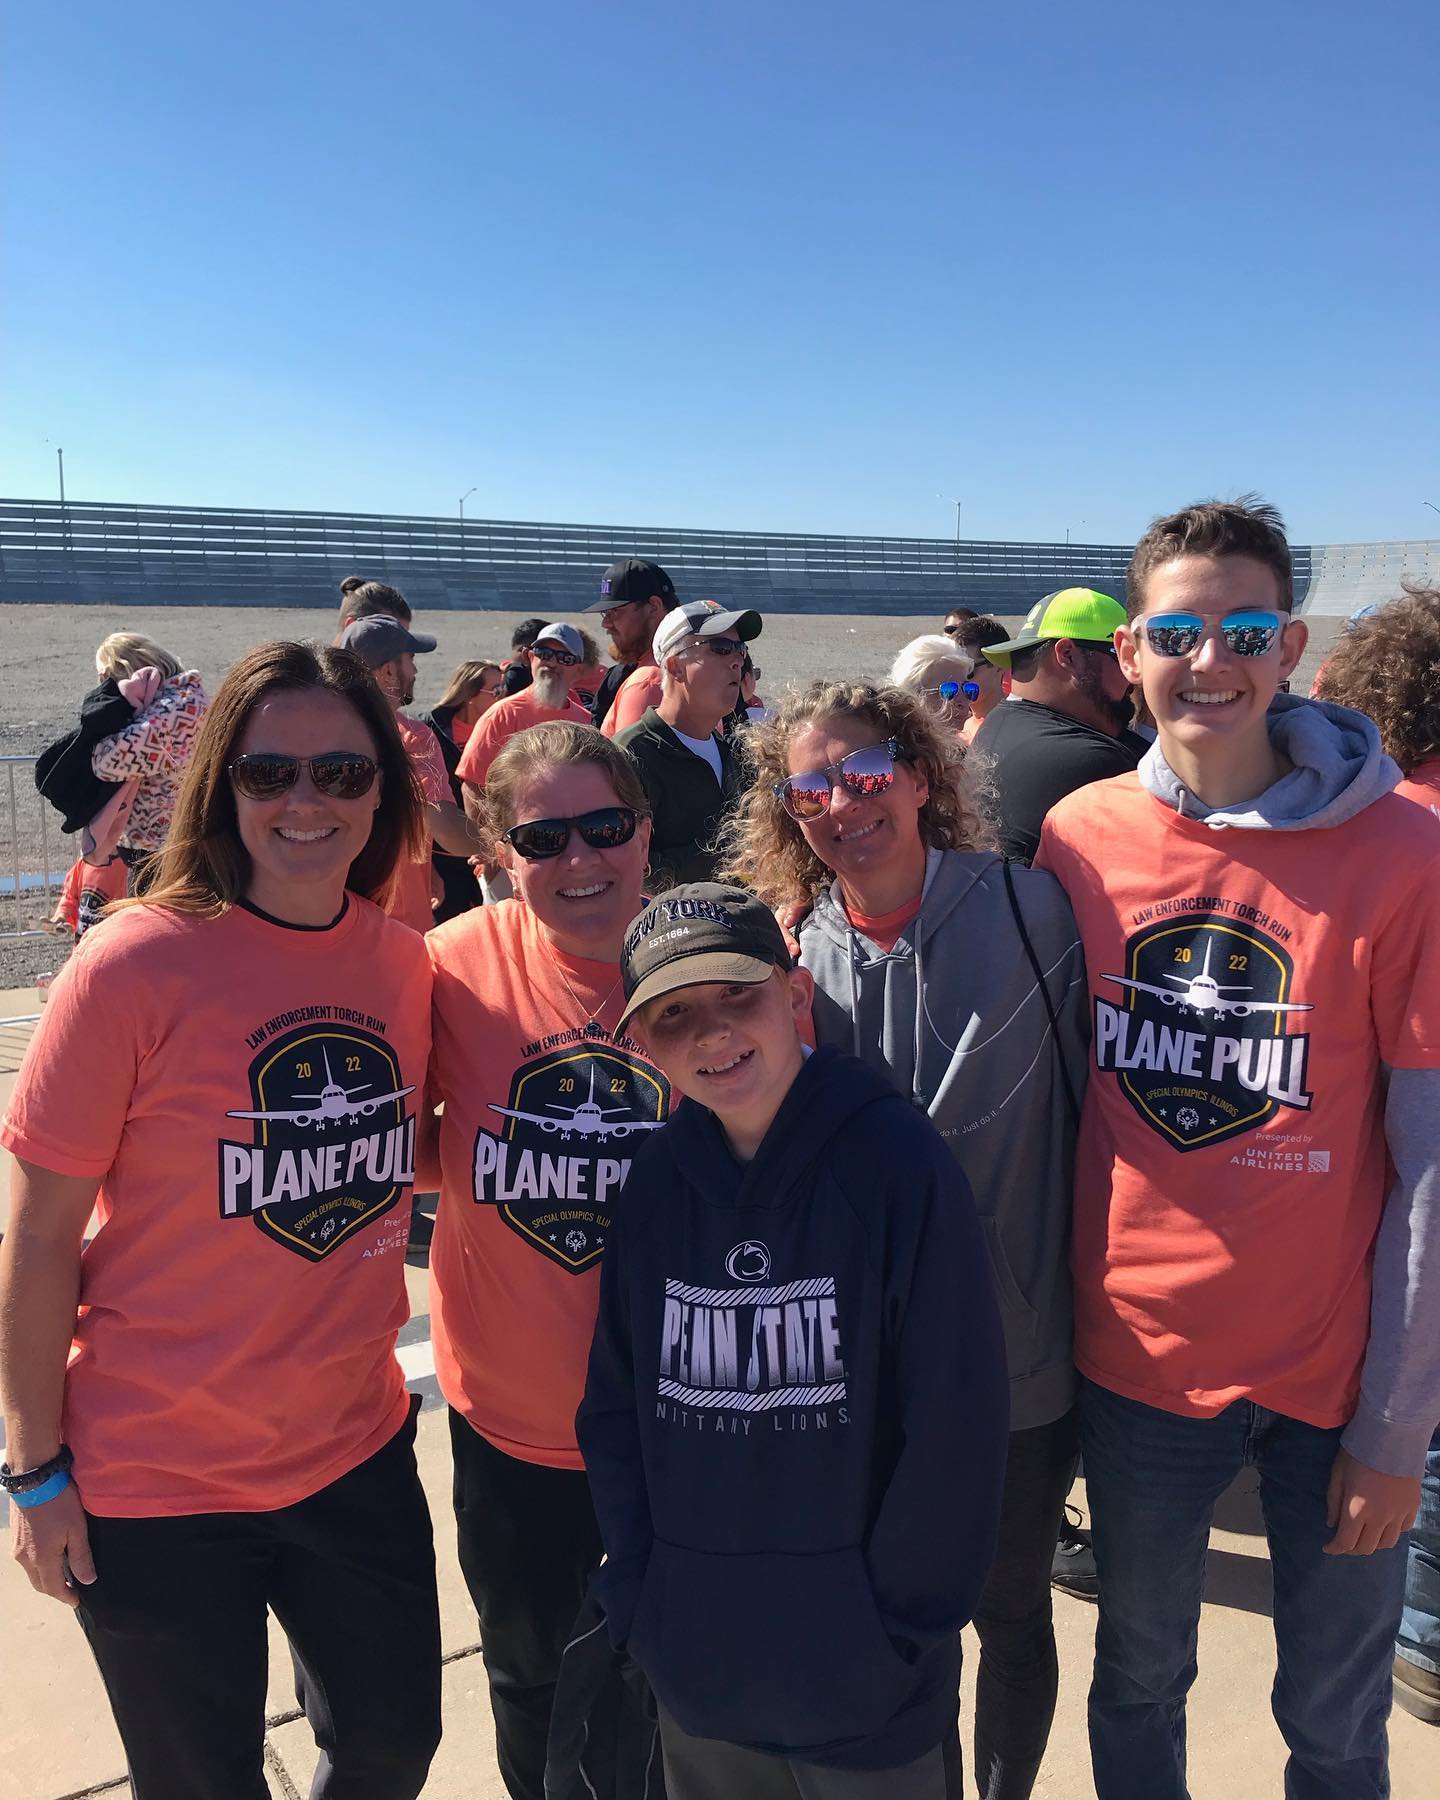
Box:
[889,634,976,734]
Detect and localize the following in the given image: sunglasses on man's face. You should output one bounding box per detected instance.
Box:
[775,738,903,823]
[229,752,378,802]
[1136,610,1285,659]
[690,636,746,659]
[503,806,640,861]
[532,644,580,667]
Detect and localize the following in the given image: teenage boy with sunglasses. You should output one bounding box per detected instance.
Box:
[616,600,762,888]
[1034,497,1440,1799]
[577,885,1008,1798]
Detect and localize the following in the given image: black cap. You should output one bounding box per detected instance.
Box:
[337,614,438,668]
[587,558,678,613]
[618,884,792,1030]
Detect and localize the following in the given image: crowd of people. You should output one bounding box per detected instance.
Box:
[2,504,1438,1800]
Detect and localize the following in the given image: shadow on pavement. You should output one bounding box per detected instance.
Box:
[1203,1546,1274,1617]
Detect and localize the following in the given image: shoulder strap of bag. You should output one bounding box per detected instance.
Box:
[1002,857,1082,1128]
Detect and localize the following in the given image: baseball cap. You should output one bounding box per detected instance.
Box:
[981,589,1126,669]
[338,614,437,669]
[587,558,678,614]
[533,622,585,658]
[618,884,793,1030]
[651,599,763,667]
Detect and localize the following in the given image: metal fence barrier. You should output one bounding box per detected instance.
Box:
[0,755,68,942]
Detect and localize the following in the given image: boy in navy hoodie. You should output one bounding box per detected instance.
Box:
[576,884,1009,1799]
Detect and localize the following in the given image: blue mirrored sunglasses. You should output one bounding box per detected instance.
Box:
[1138,610,1285,658]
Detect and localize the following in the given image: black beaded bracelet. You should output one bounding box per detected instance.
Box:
[0,1444,74,1493]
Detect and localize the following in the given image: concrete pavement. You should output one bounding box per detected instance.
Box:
[0,984,1432,1798]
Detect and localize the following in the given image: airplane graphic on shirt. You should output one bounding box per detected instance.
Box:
[488,1065,667,1144]
[226,1046,414,1130]
[1103,936,1314,1022]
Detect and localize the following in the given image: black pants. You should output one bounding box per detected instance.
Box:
[969,1407,1080,1800]
[658,1705,962,1799]
[77,1402,441,1800]
[449,1409,605,1800]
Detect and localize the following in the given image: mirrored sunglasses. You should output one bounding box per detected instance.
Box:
[504,806,640,861]
[1138,610,1284,658]
[921,682,964,702]
[775,738,902,823]
[229,752,379,802]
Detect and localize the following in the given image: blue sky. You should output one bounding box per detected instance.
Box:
[3,0,1436,546]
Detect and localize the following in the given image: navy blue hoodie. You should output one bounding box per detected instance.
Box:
[576,1045,1008,1771]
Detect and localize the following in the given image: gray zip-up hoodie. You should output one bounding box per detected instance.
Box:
[1138,693,1440,1478]
[800,849,1087,1430]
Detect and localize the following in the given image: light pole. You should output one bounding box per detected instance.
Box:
[1425,500,1440,526]
[458,487,476,568]
[57,447,65,508]
[935,495,962,575]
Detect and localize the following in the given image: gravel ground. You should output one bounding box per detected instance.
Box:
[0,599,1344,990]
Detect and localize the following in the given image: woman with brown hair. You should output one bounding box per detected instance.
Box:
[0,642,442,1799]
[725,681,1087,1800]
[1312,585,1440,812]
[424,720,667,1800]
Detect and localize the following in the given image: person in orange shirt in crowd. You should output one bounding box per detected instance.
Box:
[424,722,666,1800]
[1034,498,1440,1799]
[456,623,592,806]
[339,614,479,932]
[0,642,441,1798]
[585,558,680,736]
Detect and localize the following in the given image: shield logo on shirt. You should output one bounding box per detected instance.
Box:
[1092,916,1314,1151]
[473,1046,669,1272]
[217,1025,416,1260]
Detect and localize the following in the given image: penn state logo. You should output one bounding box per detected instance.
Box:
[725,1239,771,1283]
[1094,916,1313,1151]
[218,1025,416,1261]
[473,1046,670,1273]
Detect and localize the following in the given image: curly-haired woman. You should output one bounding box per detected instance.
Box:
[1313,584,1440,816]
[724,682,1087,1800]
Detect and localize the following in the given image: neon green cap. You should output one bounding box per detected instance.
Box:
[982,588,1126,669]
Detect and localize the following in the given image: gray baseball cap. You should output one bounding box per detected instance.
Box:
[338,614,437,669]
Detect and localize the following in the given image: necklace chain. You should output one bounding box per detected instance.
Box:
[552,956,626,1039]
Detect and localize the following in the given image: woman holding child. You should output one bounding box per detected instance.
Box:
[724,681,1088,1800]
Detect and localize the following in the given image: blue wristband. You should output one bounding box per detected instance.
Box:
[9,1468,72,1510]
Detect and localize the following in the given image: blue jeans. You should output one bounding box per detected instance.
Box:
[1396,1424,1440,1678]
[1081,1379,1407,1800]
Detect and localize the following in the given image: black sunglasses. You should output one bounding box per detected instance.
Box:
[229,752,379,802]
[688,635,746,659]
[504,806,640,861]
[532,643,580,667]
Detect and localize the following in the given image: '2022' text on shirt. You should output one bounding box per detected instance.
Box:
[0,899,432,1516]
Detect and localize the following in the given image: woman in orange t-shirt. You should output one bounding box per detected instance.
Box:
[0,642,442,1798]
[425,721,665,1800]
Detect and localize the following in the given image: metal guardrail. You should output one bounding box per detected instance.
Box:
[0,756,67,941]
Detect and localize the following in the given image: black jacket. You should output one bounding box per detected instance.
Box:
[577,1047,1008,1770]
[34,680,139,834]
[413,705,480,925]
[614,709,747,890]
[970,698,1146,864]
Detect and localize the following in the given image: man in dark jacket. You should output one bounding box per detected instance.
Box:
[972,588,1148,865]
[615,600,761,888]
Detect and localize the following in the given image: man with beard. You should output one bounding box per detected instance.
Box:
[584,558,679,736]
[972,588,1143,865]
[339,614,478,930]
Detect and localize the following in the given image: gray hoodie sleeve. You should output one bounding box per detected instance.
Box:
[1341,1065,1440,1478]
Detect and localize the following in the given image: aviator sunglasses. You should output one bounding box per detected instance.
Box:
[229,752,379,801]
[504,806,640,861]
[1137,610,1285,658]
[775,738,904,822]
[921,680,981,704]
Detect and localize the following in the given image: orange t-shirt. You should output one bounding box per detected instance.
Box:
[1035,773,1440,1430]
[1396,758,1440,821]
[388,712,450,934]
[842,894,923,954]
[600,663,663,739]
[426,901,670,1467]
[0,898,432,1517]
[455,688,591,788]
